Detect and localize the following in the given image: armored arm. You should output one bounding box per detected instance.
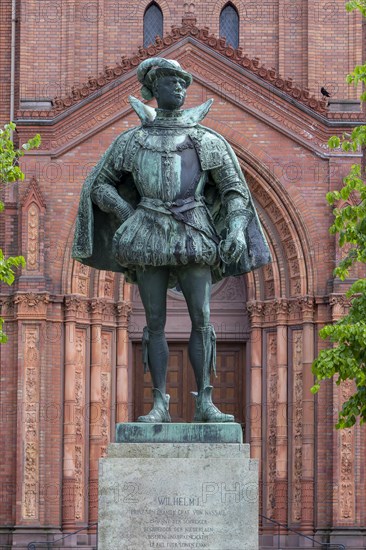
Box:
[90,137,135,223]
[224,191,253,234]
[210,149,253,232]
[210,147,254,262]
[91,180,134,223]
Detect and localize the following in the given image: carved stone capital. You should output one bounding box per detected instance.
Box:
[64,296,82,313]
[115,301,132,327]
[288,298,302,318]
[290,296,315,322]
[89,299,106,317]
[302,296,315,316]
[263,301,276,322]
[14,293,49,318]
[274,298,289,320]
[102,302,116,322]
[246,301,265,325]
[0,296,15,316]
[329,294,350,320]
[262,300,289,323]
[64,295,89,319]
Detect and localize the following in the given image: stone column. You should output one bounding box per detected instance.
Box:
[115,295,132,423]
[247,301,264,530]
[266,328,278,521]
[289,327,304,525]
[88,300,104,524]
[63,299,77,530]
[62,297,89,530]
[329,297,356,532]
[247,302,264,463]
[300,297,315,532]
[10,293,51,546]
[274,300,289,524]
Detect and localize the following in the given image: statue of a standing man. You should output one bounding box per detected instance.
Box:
[72,58,271,424]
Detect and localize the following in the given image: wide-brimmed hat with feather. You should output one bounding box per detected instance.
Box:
[137,58,193,100]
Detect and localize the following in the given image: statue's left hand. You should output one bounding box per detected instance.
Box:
[219,228,247,264]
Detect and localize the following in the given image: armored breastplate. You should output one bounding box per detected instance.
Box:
[132,130,204,203]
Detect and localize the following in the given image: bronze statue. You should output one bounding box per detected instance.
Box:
[72,58,271,423]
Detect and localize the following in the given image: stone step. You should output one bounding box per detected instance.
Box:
[3,547,97,550]
[0,548,96,550]
[260,547,346,550]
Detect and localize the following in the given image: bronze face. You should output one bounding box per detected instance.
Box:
[154,75,187,110]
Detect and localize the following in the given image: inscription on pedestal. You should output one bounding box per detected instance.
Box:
[99,451,258,550]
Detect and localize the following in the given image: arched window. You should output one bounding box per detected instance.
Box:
[144,3,163,48]
[220,3,239,49]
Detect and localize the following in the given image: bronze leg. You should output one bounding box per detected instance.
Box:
[136,266,171,422]
[177,265,235,422]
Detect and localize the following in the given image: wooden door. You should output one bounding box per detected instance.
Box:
[134,342,245,424]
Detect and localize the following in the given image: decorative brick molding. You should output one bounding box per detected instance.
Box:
[330,294,351,320]
[22,325,41,520]
[63,295,131,325]
[247,297,316,325]
[291,330,303,523]
[71,262,91,297]
[20,177,46,275]
[14,292,50,318]
[15,18,359,121]
[21,176,46,210]
[266,332,278,518]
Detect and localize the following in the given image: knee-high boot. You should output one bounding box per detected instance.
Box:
[189,325,235,422]
[137,327,171,423]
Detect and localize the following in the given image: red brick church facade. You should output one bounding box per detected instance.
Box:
[0,1,365,548]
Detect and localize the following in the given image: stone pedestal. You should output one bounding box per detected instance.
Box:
[98,423,258,550]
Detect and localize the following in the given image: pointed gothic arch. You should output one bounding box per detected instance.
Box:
[143,2,163,48]
[220,3,239,49]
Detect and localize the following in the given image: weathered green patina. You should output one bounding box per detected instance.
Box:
[72,58,271,423]
[115,422,243,444]
[72,83,270,282]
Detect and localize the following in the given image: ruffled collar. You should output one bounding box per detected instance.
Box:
[129,96,213,127]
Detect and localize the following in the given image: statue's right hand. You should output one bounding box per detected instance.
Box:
[219,228,247,264]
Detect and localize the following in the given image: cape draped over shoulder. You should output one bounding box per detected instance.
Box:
[72,98,271,285]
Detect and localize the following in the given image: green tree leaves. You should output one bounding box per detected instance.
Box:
[313,0,366,427]
[312,298,366,428]
[312,150,366,427]
[346,0,366,17]
[0,122,40,185]
[0,122,41,342]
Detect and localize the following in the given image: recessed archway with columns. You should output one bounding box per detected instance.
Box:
[59,135,318,533]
